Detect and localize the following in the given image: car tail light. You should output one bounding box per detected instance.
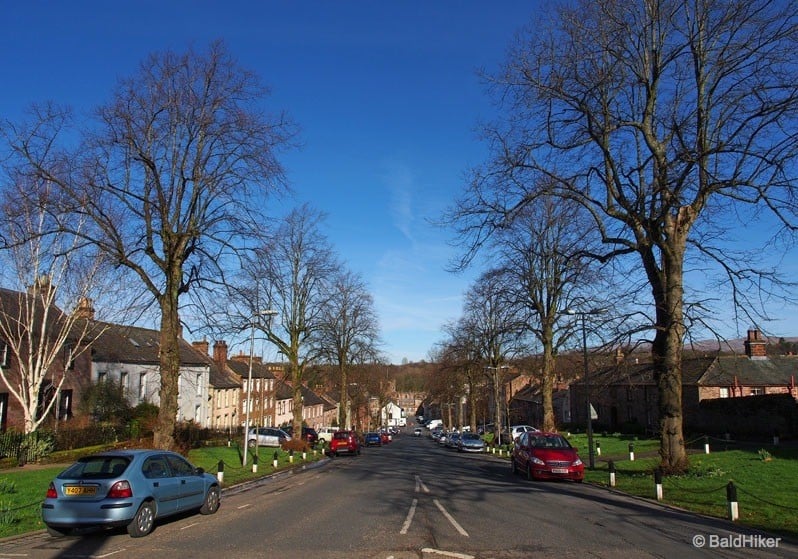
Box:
[46,482,57,499]
[107,480,133,499]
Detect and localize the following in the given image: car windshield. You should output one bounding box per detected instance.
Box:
[59,456,131,479]
[530,435,570,449]
[462,433,480,441]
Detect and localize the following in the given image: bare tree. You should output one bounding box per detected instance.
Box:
[248,204,339,440]
[2,42,295,449]
[462,270,527,443]
[448,0,798,472]
[0,178,108,433]
[438,318,484,432]
[491,196,610,431]
[317,269,381,429]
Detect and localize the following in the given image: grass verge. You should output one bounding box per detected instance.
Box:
[0,444,325,540]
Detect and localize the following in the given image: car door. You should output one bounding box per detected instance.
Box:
[141,454,181,516]
[165,453,206,511]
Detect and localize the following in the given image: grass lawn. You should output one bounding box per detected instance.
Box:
[0,444,325,540]
[565,434,798,539]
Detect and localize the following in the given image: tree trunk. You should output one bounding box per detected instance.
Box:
[153,289,181,450]
[650,234,689,473]
[339,364,348,429]
[541,324,556,432]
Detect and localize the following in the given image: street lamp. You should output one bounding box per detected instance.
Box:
[565,307,606,470]
[242,309,278,467]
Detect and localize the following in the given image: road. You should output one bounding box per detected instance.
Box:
[1,433,795,558]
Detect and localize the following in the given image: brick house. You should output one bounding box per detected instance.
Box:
[569,329,798,434]
[191,339,241,431]
[0,287,95,432]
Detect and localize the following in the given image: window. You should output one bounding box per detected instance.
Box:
[196,373,202,397]
[120,371,128,392]
[97,371,107,383]
[0,393,7,432]
[63,343,75,370]
[719,387,729,398]
[0,340,8,368]
[138,373,146,400]
[750,387,764,396]
[58,389,73,420]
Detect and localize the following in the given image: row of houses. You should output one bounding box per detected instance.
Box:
[0,287,406,435]
[429,329,798,438]
[567,329,798,436]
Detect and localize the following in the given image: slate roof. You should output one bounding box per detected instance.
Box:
[698,355,798,386]
[89,322,207,366]
[575,354,797,388]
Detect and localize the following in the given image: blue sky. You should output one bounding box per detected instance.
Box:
[2,1,541,363]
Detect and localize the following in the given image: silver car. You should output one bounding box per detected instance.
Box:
[42,449,220,538]
[247,427,292,447]
[457,432,486,453]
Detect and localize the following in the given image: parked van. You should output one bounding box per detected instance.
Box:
[317,427,337,443]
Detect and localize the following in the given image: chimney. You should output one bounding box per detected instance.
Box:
[213,340,228,364]
[74,297,95,320]
[192,338,209,357]
[744,329,767,360]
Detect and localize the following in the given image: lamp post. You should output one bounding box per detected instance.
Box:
[565,307,606,470]
[242,309,278,467]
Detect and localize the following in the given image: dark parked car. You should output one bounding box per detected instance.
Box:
[282,426,319,447]
[511,432,584,482]
[364,432,382,446]
[329,430,361,456]
[42,449,220,538]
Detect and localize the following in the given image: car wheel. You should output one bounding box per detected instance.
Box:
[247,439,257,448]
[200,486,221,515]
[127,501,155,538]
[46,525,72,537]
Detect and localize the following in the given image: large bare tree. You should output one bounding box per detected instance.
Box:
[449,0,798,471]
[3,42,294,449]
[317,269,381,429]
[249,204,339,440]
[491,197,608,432]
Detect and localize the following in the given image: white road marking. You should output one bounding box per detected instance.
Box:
[237,504,252,509]
[433,499,469,537]
[180,522,200,530]
[400,498,418,534]
[421,549,475,559]
[415,475,429,493]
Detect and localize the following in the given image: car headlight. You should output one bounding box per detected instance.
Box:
[532,456,545,465]
[572,458,583,466]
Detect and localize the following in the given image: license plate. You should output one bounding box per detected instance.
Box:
[64,485,97,496]
[551,468,569,474]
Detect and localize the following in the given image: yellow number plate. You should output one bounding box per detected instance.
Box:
[64,485,97,496]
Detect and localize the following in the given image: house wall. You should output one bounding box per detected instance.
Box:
[209,386,239,432]
[92,361,210,426]
[0,341,93,432]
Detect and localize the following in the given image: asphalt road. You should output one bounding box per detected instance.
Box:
[1,433,795,558]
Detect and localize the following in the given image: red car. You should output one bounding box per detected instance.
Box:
[511,431,584,482]
[329,430,360,457]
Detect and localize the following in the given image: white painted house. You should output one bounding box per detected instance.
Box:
[90,323,210,426]
[381,401,406,427]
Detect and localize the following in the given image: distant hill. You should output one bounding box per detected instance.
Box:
[684,336,798,354]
